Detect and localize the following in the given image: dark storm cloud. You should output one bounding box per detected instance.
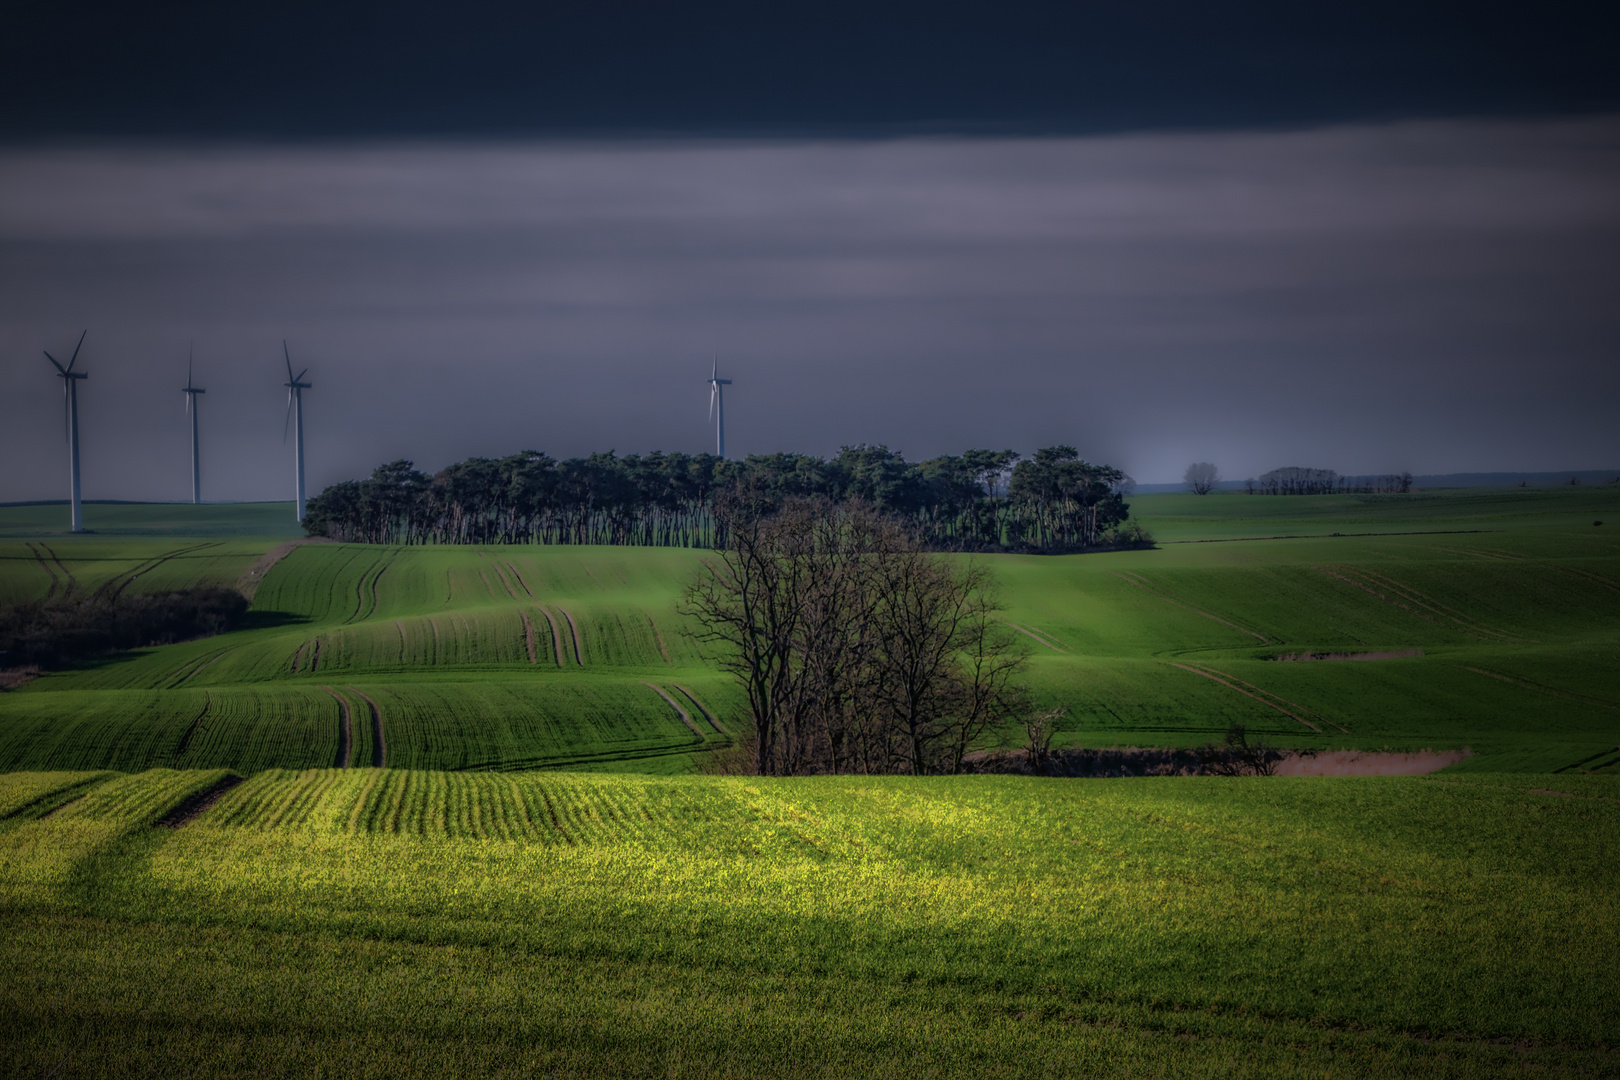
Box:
[1,118,1618,502]
[2,1,1616,139]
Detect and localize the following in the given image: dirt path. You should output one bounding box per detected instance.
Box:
[347,687,387,767]
[237,537,333,601]
[323,687,353,768]
[1274,749,1469,776]
[645,683,708,739]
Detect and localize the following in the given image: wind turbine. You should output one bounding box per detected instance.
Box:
[182,345,205,504]
[707,357,732,459]
[282,341,312,522]
[43,331,89,532]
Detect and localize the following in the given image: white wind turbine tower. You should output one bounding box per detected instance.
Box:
[707,357,732,459]
[282,341,312,522]
[43,331,89,532]
[182,346,206,504]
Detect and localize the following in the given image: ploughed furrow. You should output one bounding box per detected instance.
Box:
[93,542,218,603]
[673,685,728,736]
[1168,662,1325,733]
[1184,663,1346,733]
[347,687,387,767]
[322,688,353,768]
[1554,565,1620,595]
[644,683,708,740]
[1112,571,1271,643]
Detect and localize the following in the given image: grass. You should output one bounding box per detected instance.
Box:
[0,766,1615,1077]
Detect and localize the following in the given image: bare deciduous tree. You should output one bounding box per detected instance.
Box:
[1184,462,1219,496]
[681,493,1028,776]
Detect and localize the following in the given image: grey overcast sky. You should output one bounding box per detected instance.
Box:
[2,2,1617,501]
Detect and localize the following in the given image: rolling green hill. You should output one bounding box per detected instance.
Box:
[1,488,1617,774]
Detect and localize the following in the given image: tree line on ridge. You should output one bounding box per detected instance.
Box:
[302,444,1151,553]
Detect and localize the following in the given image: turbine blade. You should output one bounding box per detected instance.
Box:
[708,385,715,421]
[284,340,294,383]
[188,342,194,386]
[296,368,308,384]
[43,350,66,375]
[63,383,69,442]
[67,329,86,371]
[283,393,293,442]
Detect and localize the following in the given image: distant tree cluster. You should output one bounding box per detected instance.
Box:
[302,444,1150,553]
[682,497,1029,776]
[1245,467,1413,495]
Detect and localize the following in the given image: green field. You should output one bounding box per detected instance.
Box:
[3,487,1618,774]
[1,766,1615,1076]
[2,490,1616,1076]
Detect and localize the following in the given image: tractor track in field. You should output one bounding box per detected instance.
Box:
[156,775,244,828]
[236,537,334,599]
[347,686,387,767]
[534,605,566,666]
[173,694,213,760]
[1,774,111,823]
[348,551,395,624]
[1112,571,1272,643]
[96,541,220,603]
[168,648,229,688]
[1319,566,1515,642]
[644,682,708,740]
[1552,565,1620,595]
[1168,662,1331,733]
[556,606,585,665]
[673,684,728,736]
[649,614,672,664]
[323,687,353,768]
[26,542,67,600]
[502,561,535,598]
[519,610,538,663]
[1005,622,1068,652]
[1460,666,1620,711]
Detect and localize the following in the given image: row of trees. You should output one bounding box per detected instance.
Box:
[1248,468,1413,495]
[302,444,1148,553]
[682,497,1028,775]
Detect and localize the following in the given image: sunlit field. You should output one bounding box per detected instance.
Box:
[1,489,1616,1075]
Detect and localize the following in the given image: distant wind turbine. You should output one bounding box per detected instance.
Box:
[43,331,89,532]
[182,345,206,504]
[707,357,732,459]
[282,342,312,522]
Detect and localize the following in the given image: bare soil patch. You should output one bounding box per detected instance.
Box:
[1270,649,1423,662]
[965,746,1469,778]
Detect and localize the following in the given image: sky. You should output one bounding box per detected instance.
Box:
[2,2,1617,502]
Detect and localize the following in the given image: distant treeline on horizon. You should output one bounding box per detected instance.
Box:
[302,445,1149,553]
